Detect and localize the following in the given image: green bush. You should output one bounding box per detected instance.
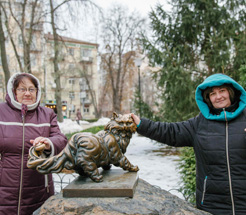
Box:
[238,65,246,90]
[65,125,105,140]
[177,147,196,204]
[85,119,99,123]
[83,125,105,133]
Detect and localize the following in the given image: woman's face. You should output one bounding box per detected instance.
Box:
[209,86,231,109]
[15,77,37,105]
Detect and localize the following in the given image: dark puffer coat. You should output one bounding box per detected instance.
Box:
[137,74,246,215]
[0,73,67,215]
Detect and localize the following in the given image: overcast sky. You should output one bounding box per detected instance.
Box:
[94,0,168,16]
[62,0,170,42]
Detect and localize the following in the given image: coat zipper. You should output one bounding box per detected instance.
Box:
[224,109,235,215]
[17,115,25,215]
[201,176,207,205]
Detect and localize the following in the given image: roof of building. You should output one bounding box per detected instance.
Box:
[44,33,99,47]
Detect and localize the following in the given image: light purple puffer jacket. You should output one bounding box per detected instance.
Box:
[0,73,67,215]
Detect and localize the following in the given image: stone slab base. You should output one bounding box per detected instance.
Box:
[63,169,139,198]
[34,179,211,215]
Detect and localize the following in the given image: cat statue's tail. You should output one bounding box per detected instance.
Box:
[27,134,80,174]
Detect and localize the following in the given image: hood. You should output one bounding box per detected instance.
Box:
[195,73,246,121]
[6,73,42,111]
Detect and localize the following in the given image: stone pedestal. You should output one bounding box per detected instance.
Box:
[63,169,138,198]
[34,172,212,215]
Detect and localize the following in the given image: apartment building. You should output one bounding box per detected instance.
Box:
[44,33,99,119]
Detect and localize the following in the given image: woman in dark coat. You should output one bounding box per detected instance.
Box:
[0,73,67,215]
[131,73,246,215]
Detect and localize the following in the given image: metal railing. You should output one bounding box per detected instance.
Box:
[53,172,79,194]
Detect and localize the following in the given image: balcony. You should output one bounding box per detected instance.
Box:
[80,56,93,63]
[81,98,91,105]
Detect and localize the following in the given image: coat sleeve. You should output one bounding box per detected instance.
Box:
[137,117,198,147]
[47,111,67,155]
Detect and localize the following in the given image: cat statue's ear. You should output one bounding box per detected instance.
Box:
[112,112,118,119]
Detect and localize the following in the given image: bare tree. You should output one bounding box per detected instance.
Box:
[1,0,44,74]
[48,0,64,122]
[97,72,111,116]
[0,3,10,89]
[100,4,145,113]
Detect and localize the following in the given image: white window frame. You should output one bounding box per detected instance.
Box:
[68,78,75,85]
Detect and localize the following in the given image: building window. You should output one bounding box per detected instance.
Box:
[20,56,24,66]
[68,64,75,70]
[79,78,89,90]
[30,54,36,66]
[18,34,23,46]
[69,91,75,99]
[84,106,89,113]
[68,78,75,85]
[81,49,92,57]
[86,92,89,100]
[31,35,36,50]
[68,48,74,56]
[88,66,92,75]
[83,65,92,75]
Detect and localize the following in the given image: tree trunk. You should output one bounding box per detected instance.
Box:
[50,0,63,122]
[0,6,10,89]
[112,89,121,113]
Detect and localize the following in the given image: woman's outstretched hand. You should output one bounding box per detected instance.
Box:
[131,113,140,126]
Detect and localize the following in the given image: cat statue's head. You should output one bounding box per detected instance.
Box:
[104,112,137,134]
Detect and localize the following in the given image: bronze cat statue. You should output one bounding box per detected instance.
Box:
[27,113,139,182]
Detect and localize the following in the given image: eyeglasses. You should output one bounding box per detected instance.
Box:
[16,88,37,94]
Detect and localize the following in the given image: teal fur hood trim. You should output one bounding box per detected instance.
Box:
[195,73,246,121]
